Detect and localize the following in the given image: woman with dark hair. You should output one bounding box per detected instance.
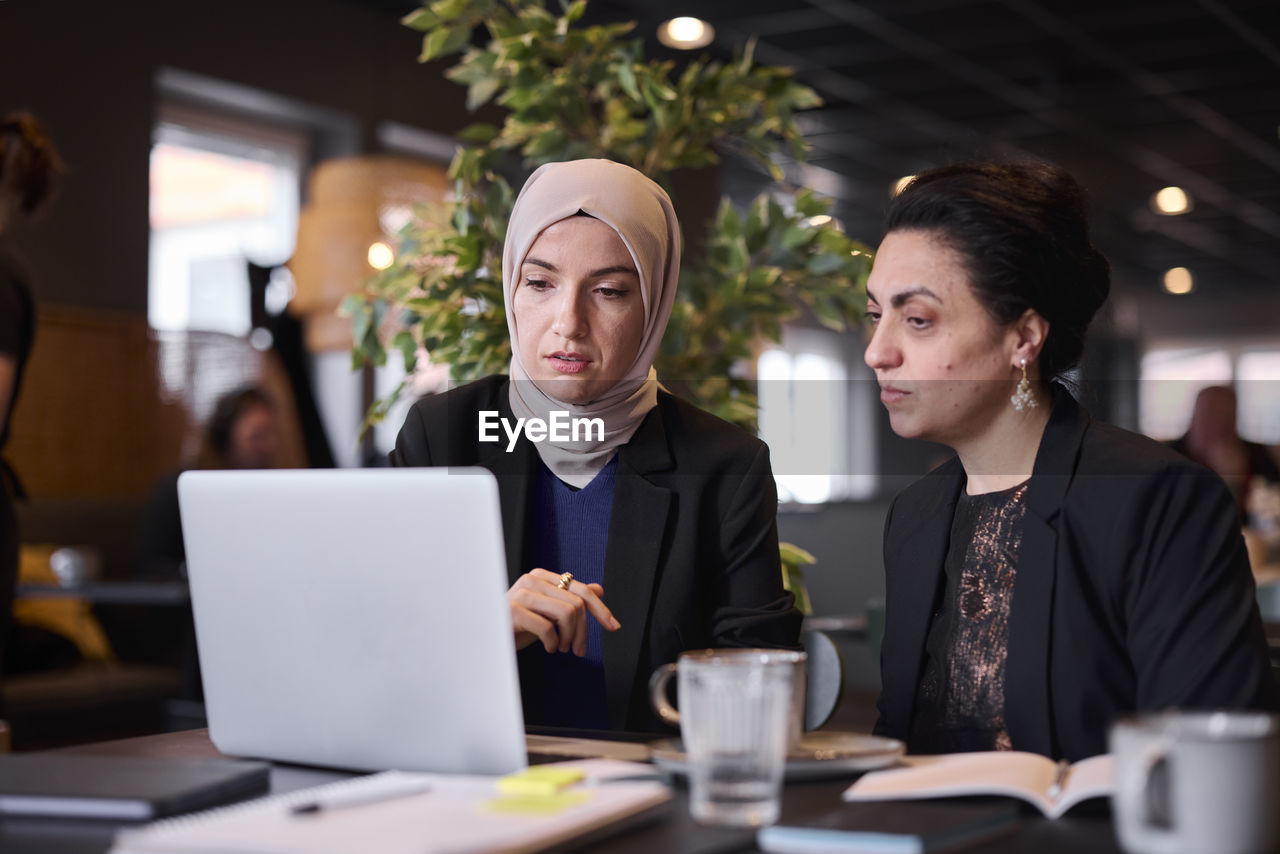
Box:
[867,161,1277,761]
[1,111,63,673]
[392,159,800,732]
[134,385,280,581]
[195,385,279,471]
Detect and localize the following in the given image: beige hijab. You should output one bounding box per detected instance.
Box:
[503,159,681,488]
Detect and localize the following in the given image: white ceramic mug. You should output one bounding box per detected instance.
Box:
[1110,711,1280,854]
[650,648,807,749]
[649,649,799,827]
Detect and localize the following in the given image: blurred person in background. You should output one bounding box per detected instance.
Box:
[0,111,62,675]
[133,385,280,701]
[1168,385,1280,524]
[134,385,280,582]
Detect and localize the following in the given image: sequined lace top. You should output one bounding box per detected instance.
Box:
[908,481,1030,754]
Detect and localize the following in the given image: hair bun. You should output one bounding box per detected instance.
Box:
[1,111,64,215]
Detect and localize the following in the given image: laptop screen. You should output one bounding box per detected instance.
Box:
[178,468,526,774]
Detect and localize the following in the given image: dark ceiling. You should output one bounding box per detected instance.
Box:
[366,0,1280,300]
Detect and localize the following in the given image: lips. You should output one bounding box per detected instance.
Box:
[879,384,909,404]
[548,352,592,375]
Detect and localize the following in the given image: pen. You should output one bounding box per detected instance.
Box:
[1046,759,1070,800]
[291,775,432,815]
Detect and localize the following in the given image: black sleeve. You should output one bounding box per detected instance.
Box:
[709,442,802,649]
[872,493,899,738]
[389,400,434,467]
[1122,464,1280,712]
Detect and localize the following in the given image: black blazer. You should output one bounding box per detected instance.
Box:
[875,388,1279,760]
[391,376,802,731]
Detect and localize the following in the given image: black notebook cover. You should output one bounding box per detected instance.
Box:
[0,754,270,820]
[758,799,1021,853]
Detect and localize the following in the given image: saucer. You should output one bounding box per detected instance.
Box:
[649,732,905,781]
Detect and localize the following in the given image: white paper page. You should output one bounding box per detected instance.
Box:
[1051,754,1113,818]
[112,759,668,854]
[844,752,1059,816]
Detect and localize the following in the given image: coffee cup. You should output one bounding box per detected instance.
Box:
[1110,710,1280,854]
[50,547,102,587]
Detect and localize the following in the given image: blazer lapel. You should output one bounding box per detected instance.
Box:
[477,385,537,584]
[601,406,673,730]
[880,459,963,737]
[1005,387,1089,756]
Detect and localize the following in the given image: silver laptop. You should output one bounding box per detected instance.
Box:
[177,468,527,775]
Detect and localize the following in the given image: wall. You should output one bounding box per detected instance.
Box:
[7,307,310,497]
[0,0,471,314]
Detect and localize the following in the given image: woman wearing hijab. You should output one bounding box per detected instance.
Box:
[392,159,800,732]
[865,161,1276,761]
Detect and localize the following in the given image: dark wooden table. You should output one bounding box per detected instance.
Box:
[0,729,1122,854]
[14,581,190,606]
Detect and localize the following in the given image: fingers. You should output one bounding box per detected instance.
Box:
[508,570,621,657]
[531,571,620,635]
[574,582,620,633]
[509,603,558,654]
[508,582,582,653]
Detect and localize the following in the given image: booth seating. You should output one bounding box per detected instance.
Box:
[4,496,184,750]
[1,307,311,750]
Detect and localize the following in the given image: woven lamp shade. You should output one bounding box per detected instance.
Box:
[289,155,448,351]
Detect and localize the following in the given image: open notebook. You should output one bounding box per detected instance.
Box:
[110,759,671,854]
[844,751,1113,819]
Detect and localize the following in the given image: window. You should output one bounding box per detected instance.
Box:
[1141,345,1280,444]
[148,106,305,336]
[1139,348,1232,440]
[758,328,877,503]
[1238,352,1280,444]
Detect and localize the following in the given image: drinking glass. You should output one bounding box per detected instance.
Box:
[665,649,796,827]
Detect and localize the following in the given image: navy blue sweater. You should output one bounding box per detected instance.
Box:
[518,457,618,729]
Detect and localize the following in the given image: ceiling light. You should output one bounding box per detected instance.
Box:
[657,17,714,50]
[892,175,916,196]
[1163,267,1194,295]
[1151,186,1192,215]
[368,241,395,271]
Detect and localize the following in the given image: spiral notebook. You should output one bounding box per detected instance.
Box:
[109,759,671,854]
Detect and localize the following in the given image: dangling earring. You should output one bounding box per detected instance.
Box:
[1011,358,1037,412]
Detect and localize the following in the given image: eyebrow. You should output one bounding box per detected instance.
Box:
[866,286,943,308]
[524,257,638,278]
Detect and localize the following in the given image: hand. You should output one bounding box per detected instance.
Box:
[507,568,621,656]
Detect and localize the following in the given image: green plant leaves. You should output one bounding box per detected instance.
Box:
[351,0,870,439]
[402,8,440,32]
[420,24,472,61]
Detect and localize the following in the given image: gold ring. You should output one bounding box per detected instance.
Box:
[556,572,573,591]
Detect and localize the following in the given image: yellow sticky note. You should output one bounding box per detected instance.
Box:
[496,767,585,796]
[485,791,592,814]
